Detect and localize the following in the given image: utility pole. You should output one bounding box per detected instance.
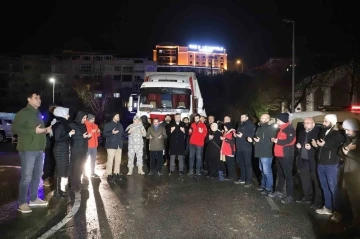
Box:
[284,19,295,112]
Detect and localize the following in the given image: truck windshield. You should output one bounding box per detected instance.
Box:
[139,87,191,111]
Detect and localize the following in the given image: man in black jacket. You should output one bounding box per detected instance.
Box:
[311,114,345,221]
[234,114,256,186]
[103,113,124,182]
[169,113,187,175]
[295,117,322,208]
[141,115,151,168]
[247,114,277,194]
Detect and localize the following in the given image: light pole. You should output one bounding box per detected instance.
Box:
[284,18,295,112]
[49,78,55,103]
[236,60,243,73]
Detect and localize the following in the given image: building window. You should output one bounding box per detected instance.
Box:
[94,93,102,98]
[190,55,193,58]
[196,55,199,58]
[146,65,156,72]
[221,63,224,66]
[220,57,223,60]
[202,56,205,59]
[23,65,31,70]
[122,75,132,82]
[134,76,141,81]
[202,62,206,65]
[190,61,193,64]
[122,66,133,73]
[113,93,120,98]
[159,50,163,53]
[114,65,121,71]
[113,75,121,81]
[196,62,199,65]
[81,64,92,72]
[104,65,112,71]
[94,56,103,61]
[82,56,91,61]
[104,56,112,60]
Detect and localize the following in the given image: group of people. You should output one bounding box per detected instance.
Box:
[12,91,360,229]
[13,91,104,213]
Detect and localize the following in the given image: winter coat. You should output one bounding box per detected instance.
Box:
[12,104,46,151]
[85,120,100,148]
[296,126,320,161]
[68,111,88,153]
[169,121,187,155]
[254,123,277,158]
[126,123,146,147]
[146,125,167,151]
[274,122,296,157]
[221,129,236,157]
[235,120,256,151]
[189,122,208,147]
[317,127,345,165]
[205,130,222,162]
[52,116,71,177]
[103,120,124,149]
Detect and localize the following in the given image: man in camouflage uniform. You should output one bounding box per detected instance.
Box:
[126,116,147,175]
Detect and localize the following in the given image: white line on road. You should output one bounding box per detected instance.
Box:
[265,196,280,211]
[0,165,21,168]
[38,191,81,239]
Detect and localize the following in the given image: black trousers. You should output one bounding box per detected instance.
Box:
[69,150,87,189]
[276,157,294,197]
[298,157,323,204]
[42,148,55,180]
[225,156,236,179]
[236,150,253,183]
[150,151,163,173]
[207,153,225,177]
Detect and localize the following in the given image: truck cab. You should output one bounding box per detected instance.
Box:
[128,72,206,122]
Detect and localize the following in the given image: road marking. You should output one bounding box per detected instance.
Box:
[265,196,280,211]
[292,237,301,239]
[0,165,21,168]
[38,191,81,239]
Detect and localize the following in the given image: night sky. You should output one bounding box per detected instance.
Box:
[2,0,359,67]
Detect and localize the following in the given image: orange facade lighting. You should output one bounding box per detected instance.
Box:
[153,43,227,70]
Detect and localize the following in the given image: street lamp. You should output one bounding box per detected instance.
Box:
[283,18,295,112]
[49,77,55,103]
[236,60,243,73]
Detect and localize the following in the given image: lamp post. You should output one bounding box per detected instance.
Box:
[236,60,243,73]
[283,19,295,112]
[49,78,55,103]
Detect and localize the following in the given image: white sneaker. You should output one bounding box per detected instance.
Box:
[29,198,48,207]
[315,206,333,215]
[18,203,32,213]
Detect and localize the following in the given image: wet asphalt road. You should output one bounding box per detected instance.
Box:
[0,143,359,239]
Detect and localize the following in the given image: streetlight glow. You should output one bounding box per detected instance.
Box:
[236,60,241,64]
[49,77,55,103]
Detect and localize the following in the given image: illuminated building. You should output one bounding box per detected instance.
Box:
[153,42,227,74]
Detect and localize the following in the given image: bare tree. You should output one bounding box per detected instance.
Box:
[345,60,359,105]
[74,83,110,122]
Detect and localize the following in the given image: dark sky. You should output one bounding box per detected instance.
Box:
[2,0,359,67]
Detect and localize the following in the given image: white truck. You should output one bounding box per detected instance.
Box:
[127,72,206,121]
